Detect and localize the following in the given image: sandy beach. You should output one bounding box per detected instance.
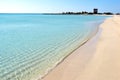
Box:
[42,15,120,80]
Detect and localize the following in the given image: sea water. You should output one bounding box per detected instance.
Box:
[0,14,108,80]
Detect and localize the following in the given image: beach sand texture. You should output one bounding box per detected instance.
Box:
[42,16,120,80]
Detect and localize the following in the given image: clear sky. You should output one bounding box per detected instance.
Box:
[0,0,119,13]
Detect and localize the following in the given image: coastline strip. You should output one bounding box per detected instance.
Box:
[41,18,101,80]
[42,16,120,80]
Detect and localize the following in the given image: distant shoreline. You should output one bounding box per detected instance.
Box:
[0,13,115,16]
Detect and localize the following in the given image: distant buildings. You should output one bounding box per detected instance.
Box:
[93,8,98,14]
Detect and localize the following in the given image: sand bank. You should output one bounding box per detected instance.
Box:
[42,16,120,80]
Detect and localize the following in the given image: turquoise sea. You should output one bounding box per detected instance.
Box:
[0,14,108,80]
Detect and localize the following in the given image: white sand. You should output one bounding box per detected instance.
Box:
[42,16,120,80]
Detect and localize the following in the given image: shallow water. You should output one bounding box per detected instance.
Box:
[0,14,108,80]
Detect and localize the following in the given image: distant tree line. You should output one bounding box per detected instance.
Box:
[43,12,120,15]
[62,11,114,15]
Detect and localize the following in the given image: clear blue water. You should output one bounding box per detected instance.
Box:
[0,14,108,80]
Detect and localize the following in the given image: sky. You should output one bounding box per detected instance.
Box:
[0,0,119,13]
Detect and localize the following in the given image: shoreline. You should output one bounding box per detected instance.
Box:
[41,18,103,80]
[36,19,100,80]
[42,15,120,80]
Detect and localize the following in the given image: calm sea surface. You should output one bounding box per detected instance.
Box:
[0,14,108,80]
